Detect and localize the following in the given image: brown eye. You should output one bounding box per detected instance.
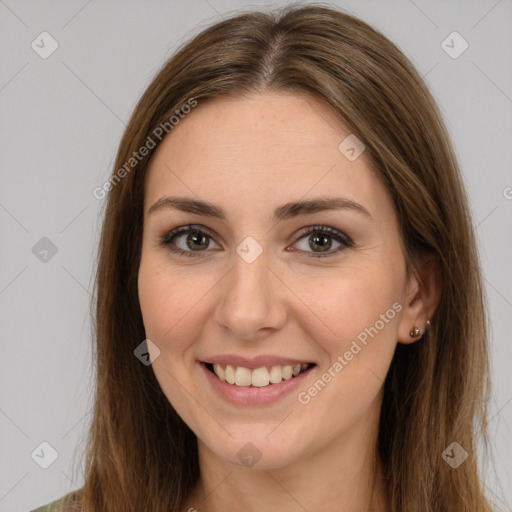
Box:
[160,224,352,259]
[184,231,210,251]
[161,225,220,257]
[308,233,332,252]
[291,225,352,258]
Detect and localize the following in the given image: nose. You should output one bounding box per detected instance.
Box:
[213,249,288,342]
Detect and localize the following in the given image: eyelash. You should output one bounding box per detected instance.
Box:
[159,224,353,259]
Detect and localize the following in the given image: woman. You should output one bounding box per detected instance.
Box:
[32,4,497,511]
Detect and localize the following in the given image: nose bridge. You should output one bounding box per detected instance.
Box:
[214,244,286,339]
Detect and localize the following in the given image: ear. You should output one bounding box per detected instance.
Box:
[397,253,442,345]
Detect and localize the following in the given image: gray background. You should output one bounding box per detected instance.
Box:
[1,1,511,510]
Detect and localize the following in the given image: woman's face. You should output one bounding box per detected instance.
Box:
[138,92,419,469]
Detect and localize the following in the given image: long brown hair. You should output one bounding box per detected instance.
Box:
[71,4,496,511]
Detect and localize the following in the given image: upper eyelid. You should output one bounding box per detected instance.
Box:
[162,224,218,244]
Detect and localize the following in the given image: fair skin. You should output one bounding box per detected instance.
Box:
[137,92,439,512]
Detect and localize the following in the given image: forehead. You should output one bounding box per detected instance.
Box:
[143,92,391,221]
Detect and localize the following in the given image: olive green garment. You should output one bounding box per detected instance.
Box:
[30,490,79,512]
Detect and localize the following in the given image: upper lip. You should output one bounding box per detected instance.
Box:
[202,354,315,370]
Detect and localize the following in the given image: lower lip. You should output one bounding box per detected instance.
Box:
[200,362,315,406]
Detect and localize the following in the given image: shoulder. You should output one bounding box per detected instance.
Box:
[30,490,81,512]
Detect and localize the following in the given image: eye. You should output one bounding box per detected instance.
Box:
[160,225,220,258]
[291,225,353,258]
[160,224,353,258]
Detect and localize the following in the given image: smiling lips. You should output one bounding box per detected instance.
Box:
[206,362,314,387]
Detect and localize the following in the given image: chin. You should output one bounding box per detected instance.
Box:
[198,424,311,470]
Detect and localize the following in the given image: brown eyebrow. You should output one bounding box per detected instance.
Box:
[147,196,373,222]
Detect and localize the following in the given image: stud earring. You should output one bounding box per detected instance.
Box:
[410,320,431,339]
[410,326,421,338]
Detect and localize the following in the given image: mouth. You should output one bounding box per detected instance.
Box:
[204,362,316,388]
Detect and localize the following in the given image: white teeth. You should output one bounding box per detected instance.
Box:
[211,363,311,387]
[225,364,236,384]
[282,365,293,380]
[269,365,282,383]
[213,364,225,381]
[234,367,252,386]
[251,367,270,387]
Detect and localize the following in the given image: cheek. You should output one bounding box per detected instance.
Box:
[292,271,402,435]
[296,267,402,355]
[137,260,208,421]
[137,258,214,356]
